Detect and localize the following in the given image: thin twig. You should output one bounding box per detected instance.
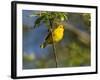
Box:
[49,19,58,67]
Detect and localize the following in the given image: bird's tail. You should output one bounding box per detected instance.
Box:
[40,42,47,48]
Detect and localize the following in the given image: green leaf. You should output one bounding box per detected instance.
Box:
[29,14,38,17]
[60,16,65,21]
[63,14,68,21]
[34,15,45,28]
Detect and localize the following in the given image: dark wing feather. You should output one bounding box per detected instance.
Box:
[45,32,53,44]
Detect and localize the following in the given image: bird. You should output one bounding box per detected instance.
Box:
[40,25,64,48]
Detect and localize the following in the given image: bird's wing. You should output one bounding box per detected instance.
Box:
[45,31,54,44]
[45,32,51,41]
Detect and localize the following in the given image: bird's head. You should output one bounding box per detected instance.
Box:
[58,25,63,28]
[58,25,64,32]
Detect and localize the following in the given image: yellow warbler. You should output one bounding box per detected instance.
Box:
[40,25,64,48]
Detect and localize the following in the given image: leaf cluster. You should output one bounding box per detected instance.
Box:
[31,11,69,29]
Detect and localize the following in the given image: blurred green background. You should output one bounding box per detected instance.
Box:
[23,10,91,69]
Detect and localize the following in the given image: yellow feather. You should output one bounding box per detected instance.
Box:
[40,25,64,48]
[52,25,64,42]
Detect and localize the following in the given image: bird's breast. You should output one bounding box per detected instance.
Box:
[53,29,64,42]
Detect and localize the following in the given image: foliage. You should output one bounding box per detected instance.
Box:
[81,13,91,32]
[32,12,68,29]
[66,41,90,66]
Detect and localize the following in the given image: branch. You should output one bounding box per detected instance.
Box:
[62,22,90,46]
